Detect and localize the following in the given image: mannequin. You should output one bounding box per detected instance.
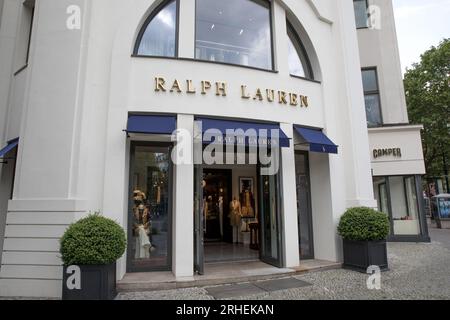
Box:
[133,202,151,259]
[229,197,242,243]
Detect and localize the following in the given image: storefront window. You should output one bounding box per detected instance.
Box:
[373,176,422,237]
[260,172,279,261]
[128,144,172,272]
[195,0,273,70]
[136,0,177,57]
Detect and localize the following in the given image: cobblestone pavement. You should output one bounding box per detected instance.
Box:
[118,228,450,300]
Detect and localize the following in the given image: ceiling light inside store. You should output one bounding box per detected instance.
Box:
[239,29,244,35]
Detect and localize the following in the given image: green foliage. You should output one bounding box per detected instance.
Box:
[404,38,450,178]
[337,207,390,241]
[60,213,126,266]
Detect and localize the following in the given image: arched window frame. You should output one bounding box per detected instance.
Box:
[287,20,314,80]
[133,0,180,57]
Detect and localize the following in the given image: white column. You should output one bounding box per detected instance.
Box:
[172,114,194,278]
[279,123,300,267]
[177,0,195,59]
[271,1,289,75]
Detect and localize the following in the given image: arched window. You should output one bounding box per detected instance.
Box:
[195,0,273,70]
[135,0,178,57]
[287,22,313,79]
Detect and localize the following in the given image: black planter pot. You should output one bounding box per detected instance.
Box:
[62,263,117,300]
[342,239,388,272]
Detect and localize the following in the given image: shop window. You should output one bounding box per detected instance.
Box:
[128,143,172,272]
[135,0,178,57]
[353,0,369,29]
[195,0,273,70]
[362,68,382,127]
[373,176,422,237]
[287,22,313,79]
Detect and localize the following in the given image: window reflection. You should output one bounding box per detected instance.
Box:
[137,0,177,57]
[287,23,312,79]
[195,0,273,69]
[129,145,171,271]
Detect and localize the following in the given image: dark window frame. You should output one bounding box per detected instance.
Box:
[286,20,314,80]
[133,0,180,58]
[354,0,370,29]
[362,67,383,127]
[194,0,275,72]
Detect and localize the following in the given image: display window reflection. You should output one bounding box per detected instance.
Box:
[195,0,273,70]
[128,144,172,272]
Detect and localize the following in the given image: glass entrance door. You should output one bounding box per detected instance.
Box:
[127,142,172,272]
[258,163,283,267]
[295,152,314,259]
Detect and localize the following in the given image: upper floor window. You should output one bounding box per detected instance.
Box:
[353,0,369,29]
[362,68,382,127]
[287,22,313,79]
[195,0,273,70]
[135,0,178,57]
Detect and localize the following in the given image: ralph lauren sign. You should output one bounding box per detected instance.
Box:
[154,77,309,108]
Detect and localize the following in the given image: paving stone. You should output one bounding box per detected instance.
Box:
[205,283,266,299]
[253,277,311,292]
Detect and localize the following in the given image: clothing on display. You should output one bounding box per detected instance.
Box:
[240,190,255,217]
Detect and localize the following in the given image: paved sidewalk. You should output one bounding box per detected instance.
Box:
[118,231,450,300]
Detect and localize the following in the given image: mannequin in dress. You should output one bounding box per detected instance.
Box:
[229,197,242,243]
[133,203,151,259]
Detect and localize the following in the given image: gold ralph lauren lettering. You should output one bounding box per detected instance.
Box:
[241,85,251,99]
[201,81,211,95]
[278,91,287,104]
[155,77,166,92]
[186,80,196,94]
[170,79,182,93]
[216,82,227,96]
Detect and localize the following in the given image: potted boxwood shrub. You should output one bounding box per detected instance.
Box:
[338,207,390,272]
[60,213,126,300]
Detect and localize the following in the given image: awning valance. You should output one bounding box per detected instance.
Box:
[0,138,19,158]
[126,115,177,135]
[294,126,338,154]
[196,118,290,148]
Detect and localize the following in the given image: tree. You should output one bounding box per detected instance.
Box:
[404,39,450,191]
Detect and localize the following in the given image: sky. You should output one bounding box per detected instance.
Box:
[393,0,450,74]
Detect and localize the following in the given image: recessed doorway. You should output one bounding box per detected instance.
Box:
[202,168,259,263]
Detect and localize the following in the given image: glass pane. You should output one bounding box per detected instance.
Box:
[353,0,368,28]
[295,153,313,259]
[195,0,272,69]
[288,34,306,78]
[137,0,177,57]
[129,145,171,270]
[362,69,378,92]
[389,176,421,235]
[261,172,279,261]
[365,94,382,127]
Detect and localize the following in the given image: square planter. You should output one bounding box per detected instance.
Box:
[342,239,388,272]
[62,263,117,300]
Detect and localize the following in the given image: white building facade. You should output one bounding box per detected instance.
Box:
[0,0,428,298]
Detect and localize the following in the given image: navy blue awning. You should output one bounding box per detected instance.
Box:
[196,118,290,148]
[126,115,176,135]
[0,138,19,158]
[294,126,338,154]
